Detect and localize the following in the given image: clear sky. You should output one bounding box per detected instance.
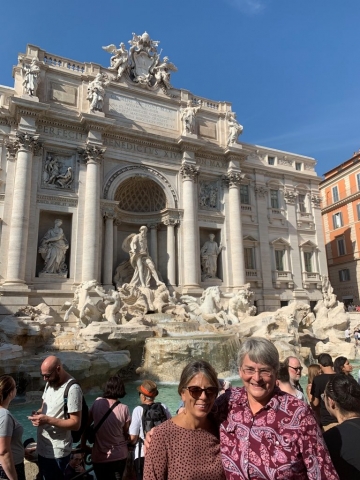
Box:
[1,0,359,177]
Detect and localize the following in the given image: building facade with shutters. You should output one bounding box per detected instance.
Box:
[0,40,327,315]
[320,151,360,306]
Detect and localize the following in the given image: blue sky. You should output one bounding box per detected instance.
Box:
[1,0,359,176]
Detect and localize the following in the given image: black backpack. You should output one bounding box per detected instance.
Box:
[63,379,89,444]
[141,402,168,436]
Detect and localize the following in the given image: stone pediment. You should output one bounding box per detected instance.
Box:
[299,240,317,248]
[269,237,291,247]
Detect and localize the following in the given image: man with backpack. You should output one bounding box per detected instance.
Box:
[29,356,84,480]
[129,380,171,479]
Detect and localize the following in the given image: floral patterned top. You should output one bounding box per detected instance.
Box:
[214,387,339,480]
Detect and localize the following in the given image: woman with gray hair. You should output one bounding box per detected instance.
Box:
[215,337,339,479]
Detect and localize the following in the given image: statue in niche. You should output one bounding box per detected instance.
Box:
[226,111,243,145]
[122,226,164,288]
[87,73,110,113]
[200,234,224,280]
[180,100,202,135]
[199,181,218,209]
[152,56,178,93]
[22,58,40,96]
[38,219,69,276]
[102,42,128,80]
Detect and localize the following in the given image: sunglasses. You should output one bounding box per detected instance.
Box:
[41,366,57,379]
[289,366,303,372]
[185,386,219,399]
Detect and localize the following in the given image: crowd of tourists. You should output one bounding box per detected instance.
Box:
[0,344,359,480]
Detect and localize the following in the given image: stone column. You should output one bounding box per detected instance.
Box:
[102,209,115,288]
[79,144,105,282]
[180,163,200,288]
[148,224,158,267]
[224,172,245,287]
[4,132,41,286]
[164,218,177,285]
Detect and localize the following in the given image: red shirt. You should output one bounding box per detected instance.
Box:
[215,387,339,480]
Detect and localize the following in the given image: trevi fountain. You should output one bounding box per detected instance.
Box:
[0,32,352,396]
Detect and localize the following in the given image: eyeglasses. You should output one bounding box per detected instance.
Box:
[41,367,57,379]
[241,367,273,378]
[289,366,303,372]
[185,386,219,399]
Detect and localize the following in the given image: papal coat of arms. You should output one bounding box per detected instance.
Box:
[103,31,177,93]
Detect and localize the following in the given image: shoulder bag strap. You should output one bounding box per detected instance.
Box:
[63,379,78,419]
[93,400,120,434]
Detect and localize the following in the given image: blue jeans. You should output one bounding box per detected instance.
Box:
[38,453,71,480]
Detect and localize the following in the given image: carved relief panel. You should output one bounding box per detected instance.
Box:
[198,180,219,210]
[41,151,75,191]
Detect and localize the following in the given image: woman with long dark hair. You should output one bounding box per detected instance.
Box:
[323,374,360,478]
[333,356,353,375]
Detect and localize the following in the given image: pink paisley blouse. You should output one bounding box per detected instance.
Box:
[215,387,339,480]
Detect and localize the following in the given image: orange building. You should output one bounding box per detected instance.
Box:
[320,151,360,306]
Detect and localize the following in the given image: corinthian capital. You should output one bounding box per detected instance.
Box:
[179,164,199,181]
[5,138,19,160]
[16,132,42,155]
[222,172,243,187]
[78,144,106,164]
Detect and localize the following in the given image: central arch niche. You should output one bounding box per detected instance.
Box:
[114,177,167,213]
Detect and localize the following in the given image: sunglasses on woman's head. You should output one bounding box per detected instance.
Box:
[185,386,219,399]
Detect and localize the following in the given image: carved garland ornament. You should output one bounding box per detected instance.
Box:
[283,189,297,204]
[311,194,321,207]
[254,185,269,198]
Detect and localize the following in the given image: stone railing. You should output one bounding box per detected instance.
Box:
[43,55,85,74]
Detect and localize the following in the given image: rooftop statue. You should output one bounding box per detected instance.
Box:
[21,58,40,96]
[180,100,202,135]
[102,42,129,80]
[102,31,177,93]
[226,111,243,146]
[87,73,110,113]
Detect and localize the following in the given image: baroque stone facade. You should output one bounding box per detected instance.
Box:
[0,37,327,314]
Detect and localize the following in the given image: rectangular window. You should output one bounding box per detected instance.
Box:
[270,189,279,208]
[268,156,275,165]
[332,212,343,229]
[298,194,306,213]
[332,186,339,203]
[357,204,360,221]
[339,269,350,282]
[304,252,313,272]
[275,250,284,271]
[295,162,302,171]
[357,173,360,191]
[244,247,255,269]
[337,237,346,256]
[240,184,250,205]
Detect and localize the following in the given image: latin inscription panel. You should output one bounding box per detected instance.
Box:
[108,94,178,131]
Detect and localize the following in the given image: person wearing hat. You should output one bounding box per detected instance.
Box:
[129,380,171,480]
